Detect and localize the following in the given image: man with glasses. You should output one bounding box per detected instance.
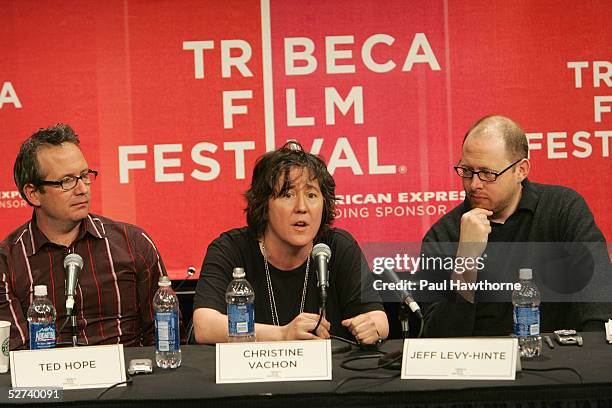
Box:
[420,115,609,337]
[0,124,168,349]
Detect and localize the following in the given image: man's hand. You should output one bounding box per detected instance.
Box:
[453,207,493,302]
[341,314,380,345]
[282,312,330,340]
[458,208,493,259]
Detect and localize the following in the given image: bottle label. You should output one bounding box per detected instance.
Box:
[155,311,180,352]
[29,322,56,349]
[227,303,254,335]
[514,306,540,336]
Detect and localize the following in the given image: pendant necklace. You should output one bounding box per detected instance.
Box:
[260,241,309,326]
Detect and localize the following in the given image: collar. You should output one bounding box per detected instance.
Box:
[515,179,538,213]
[25,213,105,256]
[460,178,539,216]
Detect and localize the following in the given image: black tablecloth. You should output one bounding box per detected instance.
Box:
[1,332,611,407]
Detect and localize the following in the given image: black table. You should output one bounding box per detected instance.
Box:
[1,332,611,407]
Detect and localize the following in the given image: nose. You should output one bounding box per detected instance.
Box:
[469,173,483,190]
[74,177,89,194]
[294,192,307,213]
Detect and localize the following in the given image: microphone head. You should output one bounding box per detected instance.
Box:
[311,243,331,260]
[64,253,84,270]
[64,254,83,312]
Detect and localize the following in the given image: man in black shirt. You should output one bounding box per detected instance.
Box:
[420,115,610,336]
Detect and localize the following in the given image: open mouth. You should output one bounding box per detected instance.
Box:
[293,221,308,228]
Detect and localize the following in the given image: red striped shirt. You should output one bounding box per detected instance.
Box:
[0,213,166,350]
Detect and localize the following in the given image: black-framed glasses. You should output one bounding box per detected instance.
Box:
[37,169,98,191]
[454,159,522,182]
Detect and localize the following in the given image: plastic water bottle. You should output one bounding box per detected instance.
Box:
[153,276,181,369]
[512,268,542,358]
[27,285,57,349]
[226,267,255,342]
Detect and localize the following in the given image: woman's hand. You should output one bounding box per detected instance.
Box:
[282,312,330,340]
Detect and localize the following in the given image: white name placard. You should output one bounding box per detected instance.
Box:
[401,338,518,380]
[216,339,332,384]
[10,344,126,389]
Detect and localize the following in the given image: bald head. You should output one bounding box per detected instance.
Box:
[463,115,528,161]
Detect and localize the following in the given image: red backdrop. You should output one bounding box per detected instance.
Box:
[1,0,610,278]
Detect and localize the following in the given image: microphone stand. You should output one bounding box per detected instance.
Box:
[319,286,327,316]
[312,287,327,334]
[398,301,411,340]
[69,298,79,347]
[71,314,78,347]
[379,299,421,369]
[57,306,85,347]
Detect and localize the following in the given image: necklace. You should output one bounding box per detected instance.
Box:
[260,241,310,326]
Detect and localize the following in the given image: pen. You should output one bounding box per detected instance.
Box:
[544,335,554,349]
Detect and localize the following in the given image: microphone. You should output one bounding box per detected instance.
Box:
[173,266,197,293]
[187,266,196,277]
[311,243,331,305]
[381,268,422,318]
[64,253,83,316]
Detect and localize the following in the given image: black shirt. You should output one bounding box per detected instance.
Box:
[420,180,610,336]
[194,227,384,340]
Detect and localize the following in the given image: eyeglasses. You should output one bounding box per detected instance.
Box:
[454,159,522,182]
[37,169,98,191]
